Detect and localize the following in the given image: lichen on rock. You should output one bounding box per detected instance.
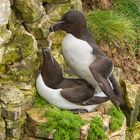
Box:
[121,80,140,126]
[14,0,45,23]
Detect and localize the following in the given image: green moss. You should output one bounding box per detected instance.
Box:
[14,0,43,22]
[88,116,108,140]
[33,95,49,107]
[33,95,85,140]
[2,25,36,65]
[108,106,124,132]
[1,25,38,83]
[86,9,137,48]
[14,33,35,58]
[2,44,20,65]
[0,65,5,75]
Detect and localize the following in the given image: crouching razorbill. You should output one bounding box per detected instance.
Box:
[36,48,109,112]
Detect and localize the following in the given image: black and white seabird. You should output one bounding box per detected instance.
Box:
[36,48,109,112]
[49,10,124,108]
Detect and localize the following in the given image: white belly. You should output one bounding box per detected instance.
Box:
[62,34,99,89]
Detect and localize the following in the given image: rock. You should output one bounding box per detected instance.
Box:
[21,92,35,115]
[5,116,26,129]
[131,121,140,140]
[22,136,44,140]
[25,15,52,40]
[108,117,126,140]
[0,128,6,140]
[0,0,11,25]
[0,84,24,106]
[113,67,122,83]
[1,25,38,65]
[0,114,6,140]
[80,112,110,139]
[71,0,83,12]
[46,0,83,21]
[6,126,23,139]
[125,83,140,109]
[92,0,112,10]
[1,106,22,120]
[121,80,140,126]
[126,121,140,140]
[14,0,45,23]
[37,39,49,49]
[26,106,126,139]
[26,108,48,138]
[96,100,113,114]
[0,26,11,45]
[42,0,69,3]
[0,26,39,83]
[0,45,4,63]
[0,0,11,45]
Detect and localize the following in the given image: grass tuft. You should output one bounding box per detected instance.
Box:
[112,0,140,22]
[86,9,137,48]
[108,106,124,132]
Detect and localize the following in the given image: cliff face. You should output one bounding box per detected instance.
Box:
[0,0,139,140]
[0,0,83,139]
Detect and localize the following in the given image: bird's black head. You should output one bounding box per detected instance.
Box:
[49,10,87,37]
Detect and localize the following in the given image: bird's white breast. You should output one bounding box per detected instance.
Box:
[62,34,98,89]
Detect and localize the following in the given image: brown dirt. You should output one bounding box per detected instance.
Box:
[99,44,140,84]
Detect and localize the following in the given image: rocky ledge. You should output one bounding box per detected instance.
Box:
[23,99,126,140]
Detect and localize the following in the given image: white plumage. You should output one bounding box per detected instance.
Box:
[62,34,107,97]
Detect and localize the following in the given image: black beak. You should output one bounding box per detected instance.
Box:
[49,21,65,32]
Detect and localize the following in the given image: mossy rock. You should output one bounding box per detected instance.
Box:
[0,25,11,45]
[42,0,70,3]
[6,116,26,129]
[0,25,39,83]
[25,95,126,140]
[25,15,52,40]
[126,121,140,140]
[2,25,37,65]
[0,83,25,106]
[14,0,45,23]
[120,80,140,126]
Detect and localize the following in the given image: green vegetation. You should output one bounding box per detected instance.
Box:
[108,107,124,132]
[86,10,137,48]
[88,116,107,140]
[33,95,50,107]
[33,95,85,140]
[112,0,140,24]
[86,0,140,51]
[112,0,140,50]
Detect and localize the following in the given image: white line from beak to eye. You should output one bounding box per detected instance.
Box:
[47,32,54,63]
[48,32,54,50]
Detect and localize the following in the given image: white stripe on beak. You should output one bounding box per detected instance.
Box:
[51,21,65,32]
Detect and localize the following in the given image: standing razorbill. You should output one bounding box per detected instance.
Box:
[49,10,124,108]
[36,48,109,112]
